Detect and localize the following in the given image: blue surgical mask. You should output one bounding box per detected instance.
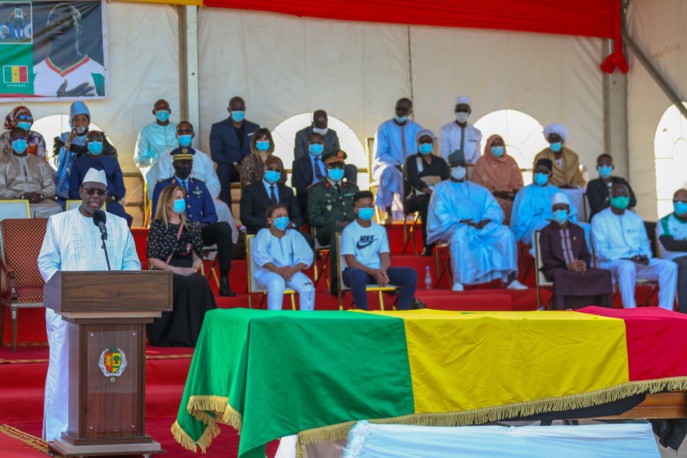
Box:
[553,209,568,225]
[394,115,408,124]
[273,216,290,231]
[610,195,630,210]
[309,144,324,156]
[491,146,505,158]
[358,207,375,221]
[597,165,613,179]
[451,166,467,181]
[327,168,344,182]
[675,201,687,216]
[11,139,27,154]
[17,122,31,131]
[418,143,433,155]
[256,141,270,152]
[178,135,192,147]
[231,111,245,122]
[549,142,563,153]
[264,170,281,184]
[172,198,186,214]
[88,141,103,155]
[534,172,549,186]
[155,110,170,122]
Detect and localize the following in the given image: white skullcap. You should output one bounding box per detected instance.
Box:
[543,123,568,143]
[552,192,570,207]
[82,168,107,186]
[455,95,472,106]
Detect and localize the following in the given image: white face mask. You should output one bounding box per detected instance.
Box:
[313,127,328,136]
[451,166,467,180]
[455,112,469,124]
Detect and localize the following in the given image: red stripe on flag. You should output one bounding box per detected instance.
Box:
[18,66,27,83]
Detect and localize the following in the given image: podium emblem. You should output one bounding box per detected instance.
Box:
[99,347,128,379]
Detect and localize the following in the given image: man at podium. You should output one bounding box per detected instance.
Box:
[37,168,141,442]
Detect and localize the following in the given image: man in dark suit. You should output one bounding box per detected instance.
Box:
[292,132,357,225]
[294,110,340,160]
[209,96,259,206]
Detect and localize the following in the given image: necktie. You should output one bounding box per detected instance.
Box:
[182,180,189,194]
[460,126,465,156]
[314,157,324,181]
[336,184,342,195]
[270,185,277,204]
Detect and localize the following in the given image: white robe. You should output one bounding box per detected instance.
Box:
[438,121,482,164]
[427,180,517,285]
[37,208,141,441]
[134,121,178,192]
[252,228,315,311]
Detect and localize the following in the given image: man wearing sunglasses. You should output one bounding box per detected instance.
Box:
[38,167,141,442]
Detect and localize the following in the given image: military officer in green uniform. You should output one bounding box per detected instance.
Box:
[308,150,360,293]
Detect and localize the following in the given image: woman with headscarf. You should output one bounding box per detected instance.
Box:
[0,106,46,158]
[239,127,286,188]
[470,134,523,225]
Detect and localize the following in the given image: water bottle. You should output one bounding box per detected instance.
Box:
[424,266,432,290]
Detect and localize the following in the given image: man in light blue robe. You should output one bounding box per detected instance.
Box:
[134,99,177,195]
[511,158,588,256]
[372,98,422,224]
[427,151,526,292]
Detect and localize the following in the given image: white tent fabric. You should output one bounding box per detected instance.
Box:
[197,9,604,176]
[627,0,687,220]
[341,421,660,458]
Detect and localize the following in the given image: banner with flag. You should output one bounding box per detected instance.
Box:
[0,0,108,100]
[172,307,687,458]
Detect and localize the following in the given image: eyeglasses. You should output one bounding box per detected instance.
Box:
[16,114,33,121]
[83,188,107,196]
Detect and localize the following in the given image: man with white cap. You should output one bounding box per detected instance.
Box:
[592,183,677,310]
[427,150,526,292]
[439,96,482,165]
[539,192,612,309]
[533,123,586,189]
[403,128,449,256]
[372,98,423,224]
[37,168,141,442]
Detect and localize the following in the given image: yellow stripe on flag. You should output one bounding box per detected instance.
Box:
[367,310,629,415]
[11,67,19,83]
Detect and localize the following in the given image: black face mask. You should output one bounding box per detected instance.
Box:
[174,165,192,180]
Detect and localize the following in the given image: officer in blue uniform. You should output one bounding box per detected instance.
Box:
[152,147,235,296]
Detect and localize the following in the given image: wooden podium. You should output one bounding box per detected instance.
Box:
[44,271,173,457]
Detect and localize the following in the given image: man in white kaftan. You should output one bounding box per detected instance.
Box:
[372,98,422,223]
[157,121,238,243]
[438,96,482,164]
[134,99,178,196]
[591,183,677,310]
[427,151,525,292]
[37,168,140,441]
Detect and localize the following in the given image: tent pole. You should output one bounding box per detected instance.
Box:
[602,39,629,180]
[178,5,200,132]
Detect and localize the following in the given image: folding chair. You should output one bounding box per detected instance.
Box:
[336,233,396,310]
[246,235,296,310]
[201,245,220,288]
[534,231,553,309]
[311,227,330,290]
[402,211,420,255]
[434,242,452,288]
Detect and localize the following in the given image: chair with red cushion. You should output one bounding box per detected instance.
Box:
[0,218,48,352]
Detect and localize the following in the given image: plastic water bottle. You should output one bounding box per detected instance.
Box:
[424,266,432,290]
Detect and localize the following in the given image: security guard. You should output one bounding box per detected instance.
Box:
[307,150,359,293]
[152,147,235,296]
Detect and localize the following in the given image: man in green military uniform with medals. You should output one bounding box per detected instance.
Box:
[308,150,359,293]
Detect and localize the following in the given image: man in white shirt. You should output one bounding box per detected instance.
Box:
[37,168,140,442]
[341,191,417,310]
[657,188,687,313]
[439,96,482,164]
[134,99,178,194]
[156,121,238,242]
[592,183,677,310]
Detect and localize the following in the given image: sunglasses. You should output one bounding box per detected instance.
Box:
[84,188,107,196]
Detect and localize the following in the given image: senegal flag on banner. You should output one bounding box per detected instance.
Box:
[172,308,687,458]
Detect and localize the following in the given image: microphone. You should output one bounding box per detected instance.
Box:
[93,210,111,271]
[93,209,108,240]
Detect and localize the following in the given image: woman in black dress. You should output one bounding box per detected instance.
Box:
[147,184,216,346]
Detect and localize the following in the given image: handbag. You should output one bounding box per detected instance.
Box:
[165,223,184,264]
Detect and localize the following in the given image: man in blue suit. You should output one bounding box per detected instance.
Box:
[152,147,236,296]
[209,96,259,206]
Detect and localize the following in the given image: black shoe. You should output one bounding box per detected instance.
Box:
[421,247,433,257]
[219,279,236,297]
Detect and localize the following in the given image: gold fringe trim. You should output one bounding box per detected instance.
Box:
[0,424,50,455]
[294,376,687,455]
[172,395,243,453]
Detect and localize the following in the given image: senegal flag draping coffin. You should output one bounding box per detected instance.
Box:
[172,307,687,458]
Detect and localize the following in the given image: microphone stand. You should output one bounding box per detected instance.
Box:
[100,229,111,271]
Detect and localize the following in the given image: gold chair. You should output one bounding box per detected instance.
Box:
[336,233,396,310]
[434,242,452,288]
[311,227,331,290]
[0,200,30,264]
[402,211,420,255]
[246,234,296,310]
[201,245,220,288]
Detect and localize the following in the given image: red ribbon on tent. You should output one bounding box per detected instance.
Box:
[204,0,628,74]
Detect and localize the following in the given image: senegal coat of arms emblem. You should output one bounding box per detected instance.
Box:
[98,347,127,379]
